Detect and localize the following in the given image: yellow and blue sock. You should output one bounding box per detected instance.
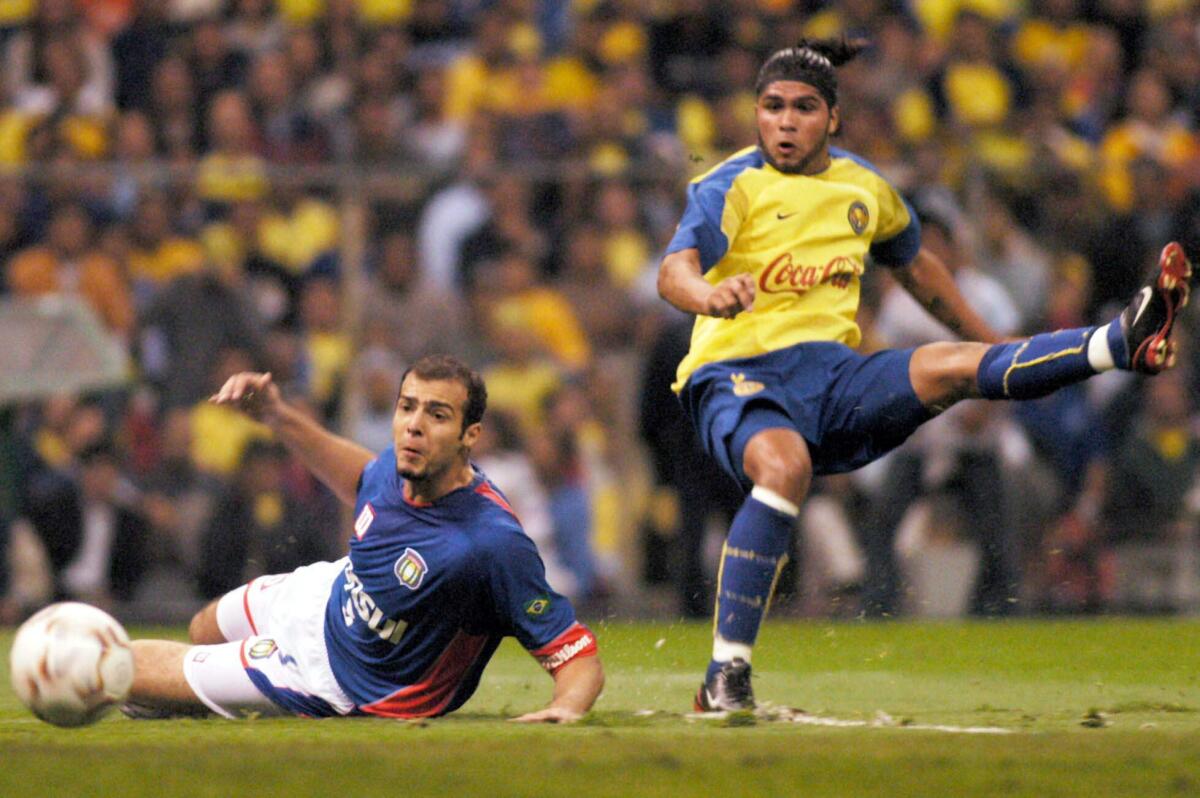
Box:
[707,486,797,682]
[976,324,1123,400]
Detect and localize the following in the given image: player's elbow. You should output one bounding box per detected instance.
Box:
[656,260,673,302]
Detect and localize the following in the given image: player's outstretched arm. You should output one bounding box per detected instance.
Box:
[891,247,1004,345]
[211,371,374,506]
[511,654,605,724]
[658,247,755,318]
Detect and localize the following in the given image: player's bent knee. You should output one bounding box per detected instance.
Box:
[188,601,224,645]
[742,431,812,504]
[910,342,989,406]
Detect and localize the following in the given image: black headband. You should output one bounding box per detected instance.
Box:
[755,47,839,107]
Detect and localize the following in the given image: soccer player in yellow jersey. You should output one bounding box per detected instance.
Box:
[657,38,1194,712]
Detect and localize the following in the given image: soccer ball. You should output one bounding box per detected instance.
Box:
[9,602,135,727]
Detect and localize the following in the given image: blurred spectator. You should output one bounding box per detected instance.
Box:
[1103,369,1200,546]
[486,246,591,372]
[196,89,268,208]
[127,189,207,302]
[197,439,329,599]
[6,0,114,119]
[248,49,328,163]
[481,312,563,439]
[298,275,352,421]
[111,0,172,113]
[556,222,638,352]
[346,346,400,452]
[6,202,135,339]
[362,228,472,364]
[637,313,741,617]
[1099,68,1197,213]
[529,384,605,603]
[415,125,494,292]
[148,54,201,160]
[139,257,265,408]
[138,406,220,580]
[29,441,148,605]
[404,67,467,170]
[460,171,549,289]
[187,16,250,131]
[188,347,272,476]
[225,0,285,59]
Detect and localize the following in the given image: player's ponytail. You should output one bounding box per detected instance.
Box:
[754,36,870,106]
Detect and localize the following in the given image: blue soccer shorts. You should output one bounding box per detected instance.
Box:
[678,341,932,487]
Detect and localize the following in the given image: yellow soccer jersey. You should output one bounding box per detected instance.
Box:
[668,146,920,391]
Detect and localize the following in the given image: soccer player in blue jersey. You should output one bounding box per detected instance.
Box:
[126,355,603,722]
[657,38,1193,712]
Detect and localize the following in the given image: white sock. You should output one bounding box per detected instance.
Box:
[750,485,800,517]
[713,634,753,665]
[1087,323,1116,372]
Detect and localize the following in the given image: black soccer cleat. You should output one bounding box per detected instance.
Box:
[1120,242,1193,374]
[694,658,755,712]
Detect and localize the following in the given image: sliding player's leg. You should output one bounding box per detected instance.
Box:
[124,638,287,719]
[696,419,810,713]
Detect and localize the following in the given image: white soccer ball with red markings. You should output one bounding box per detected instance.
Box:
[9,602,135,727]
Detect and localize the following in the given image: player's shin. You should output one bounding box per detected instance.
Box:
[708,487,797,681]
[976,327,1102,400]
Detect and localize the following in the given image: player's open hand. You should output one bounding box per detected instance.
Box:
[210,372,283,423]
[509,706,584,724]
[703,273,755,318]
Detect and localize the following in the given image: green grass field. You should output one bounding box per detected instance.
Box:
[4,618,1200,797]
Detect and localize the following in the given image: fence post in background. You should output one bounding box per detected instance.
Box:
[337,169,370,443]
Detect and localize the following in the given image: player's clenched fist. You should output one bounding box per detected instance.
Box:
[210,371,283,423]
[703,273,755,318]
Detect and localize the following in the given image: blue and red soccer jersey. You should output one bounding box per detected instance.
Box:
[323,446,596,717]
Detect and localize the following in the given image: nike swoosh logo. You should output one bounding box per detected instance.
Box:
[1130,287,1153,327]
[776,211,798,220]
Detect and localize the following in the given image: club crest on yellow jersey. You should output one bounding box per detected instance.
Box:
[731,373,764,397]
[848,201,869,235]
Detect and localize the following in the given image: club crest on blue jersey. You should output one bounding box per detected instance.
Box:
[355,503,376,539]
[248,639,278,659]
[848,201,869,235]
[394,548,428,590]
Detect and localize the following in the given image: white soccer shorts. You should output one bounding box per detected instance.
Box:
[183,558,355,718]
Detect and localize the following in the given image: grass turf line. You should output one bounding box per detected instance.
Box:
[3,618,1200,797]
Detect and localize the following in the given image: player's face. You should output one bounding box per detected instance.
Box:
[756,80,839,175]
[392,374,481,484]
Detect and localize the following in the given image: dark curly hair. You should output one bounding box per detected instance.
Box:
[755,37,869,107]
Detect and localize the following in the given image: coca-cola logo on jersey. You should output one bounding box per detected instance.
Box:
[758,253,862,294]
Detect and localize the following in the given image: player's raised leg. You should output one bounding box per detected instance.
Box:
[913,242,1194,409]
[696,425,809,712]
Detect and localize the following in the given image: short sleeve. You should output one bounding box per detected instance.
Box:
[481,529,578,651]
[869,179,921,268]
[666,180,740,273]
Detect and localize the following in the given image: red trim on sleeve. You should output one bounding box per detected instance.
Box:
[242,581,259,635]
[529,622,598,675]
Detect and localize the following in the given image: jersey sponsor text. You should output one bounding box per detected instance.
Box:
[341,563,408,645]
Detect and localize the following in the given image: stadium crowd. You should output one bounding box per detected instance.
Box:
[2,0,1200,624]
